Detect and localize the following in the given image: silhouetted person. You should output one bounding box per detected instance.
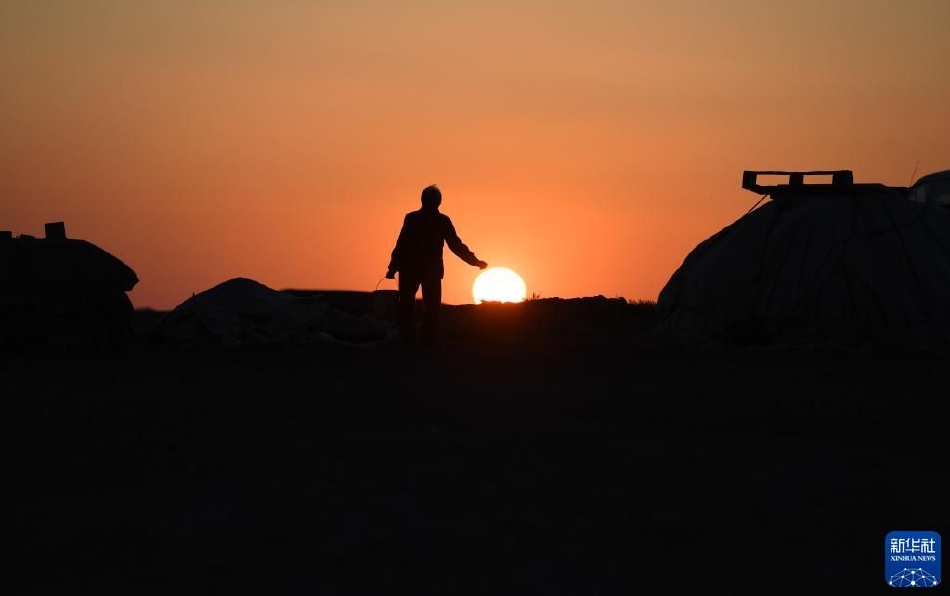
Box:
[386,185,487,344]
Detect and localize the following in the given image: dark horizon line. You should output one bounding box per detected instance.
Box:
[130,288,656,313]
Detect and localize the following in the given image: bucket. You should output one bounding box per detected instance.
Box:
[372,277,400,320]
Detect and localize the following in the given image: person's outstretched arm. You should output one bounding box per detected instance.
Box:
[387,215,409,278]
[444,216,487,269]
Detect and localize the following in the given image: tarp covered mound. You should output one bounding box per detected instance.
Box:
[154,278,393,347]
[654,185,950,351]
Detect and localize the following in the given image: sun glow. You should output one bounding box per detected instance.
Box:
[472,267,527,304]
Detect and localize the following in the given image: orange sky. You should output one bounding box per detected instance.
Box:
[2,1,949,309]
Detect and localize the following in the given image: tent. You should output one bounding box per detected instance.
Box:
[0,225,138,347]
[154,278,394,347]
[654,170,950,351]
[908,170,950,206]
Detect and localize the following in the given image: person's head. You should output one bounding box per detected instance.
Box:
[421,184,442,211]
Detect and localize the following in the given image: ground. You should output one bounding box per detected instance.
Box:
[7,301,947,594]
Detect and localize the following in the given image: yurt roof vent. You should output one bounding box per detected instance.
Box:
[741,170,894,198]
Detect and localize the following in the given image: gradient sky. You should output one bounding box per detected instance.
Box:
[3,1,949,309]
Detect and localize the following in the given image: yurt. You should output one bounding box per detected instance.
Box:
[654,170,950,350]
[0,222,138,347]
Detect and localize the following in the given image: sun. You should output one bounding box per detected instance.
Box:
[473,267,527,304]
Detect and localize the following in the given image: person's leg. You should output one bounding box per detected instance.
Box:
[419,274,442,345]
[398,274,421,343]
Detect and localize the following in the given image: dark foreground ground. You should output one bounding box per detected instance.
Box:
[7,306,948,594]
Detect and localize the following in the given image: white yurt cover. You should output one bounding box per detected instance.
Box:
[655,176,950,350]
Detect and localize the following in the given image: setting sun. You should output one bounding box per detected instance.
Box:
[473,267,527,304]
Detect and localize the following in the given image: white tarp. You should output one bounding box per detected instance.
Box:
[156,278,393,347]
[654,185,950,350]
